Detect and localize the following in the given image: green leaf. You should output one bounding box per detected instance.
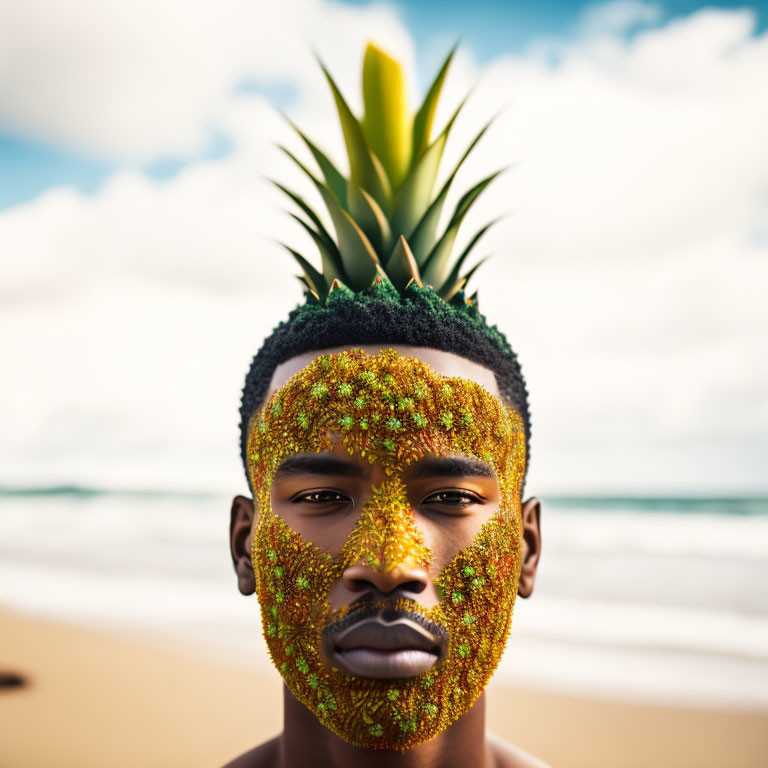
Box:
[451,169,505,226]
[362,43,412,190]
[319,58,391,209]
[296,275,320,303]
[436,217,500,297]
[276,150,347,280]
[384,235,422,290]
[440,256,488,300]
[280,144,378,287]
[287,214,346,284]
[280,244,327,296]
[390,88,470,253]
[389,131,447,244]
[317,185,381,290]
[272,181,338,254]
[280,112,348,208]
[278,145,326,191]
[411,43,456,164]
[407,108,494,264]
[347,182,392,259]
[296,275,321,306]
[422,169,504,287]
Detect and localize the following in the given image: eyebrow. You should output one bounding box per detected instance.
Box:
[274,454,366,479]
[408,456,496,479]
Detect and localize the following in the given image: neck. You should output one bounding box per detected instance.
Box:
[279,686,493,768]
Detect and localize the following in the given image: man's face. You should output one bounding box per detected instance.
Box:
[245,348,526,749]
[269,440,503,679]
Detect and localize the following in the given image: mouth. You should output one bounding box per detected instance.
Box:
[322,604,448,679]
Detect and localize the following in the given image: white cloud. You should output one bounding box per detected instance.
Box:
[1,3,766,494]
[0,0,413,161]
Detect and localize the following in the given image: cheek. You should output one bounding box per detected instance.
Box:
[419,515,494,575]
[268,491,363,556]
[415,485,506,573]
[431,508,523,625]
[430,498,522,594]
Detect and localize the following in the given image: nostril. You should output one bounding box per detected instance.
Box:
[346,578,426,596]
[342,565,431,597]
[347,578,372,592]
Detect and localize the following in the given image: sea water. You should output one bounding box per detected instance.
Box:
[1,490,767,710]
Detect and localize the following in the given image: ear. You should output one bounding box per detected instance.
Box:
[230,495,256,596]
[517,497,542,598]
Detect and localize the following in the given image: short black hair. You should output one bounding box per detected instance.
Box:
[239,284,530,480]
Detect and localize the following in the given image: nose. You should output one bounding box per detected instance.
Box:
[342,563,429,597]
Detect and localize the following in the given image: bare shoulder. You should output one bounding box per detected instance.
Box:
[489,733,552,768]
[219,736,280,768]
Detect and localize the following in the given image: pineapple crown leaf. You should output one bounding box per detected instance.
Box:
[279,43,502,304]
[281,243,327,297]
[279,110,348,206]
[286,213,346,283]
[318,56,392,207]
[411,42,458,163]
[437,218,501,300]
[362,42,412,190]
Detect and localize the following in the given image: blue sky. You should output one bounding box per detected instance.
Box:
[1,0,765,211]
[352,0,766,62]
[0,133,232,210]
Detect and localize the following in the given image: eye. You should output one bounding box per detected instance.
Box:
[421,489,484,511]
[292,489,351,506]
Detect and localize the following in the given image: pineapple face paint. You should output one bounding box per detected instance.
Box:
[247,349,526,749]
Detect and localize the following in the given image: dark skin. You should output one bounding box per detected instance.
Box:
[226,347,546,768]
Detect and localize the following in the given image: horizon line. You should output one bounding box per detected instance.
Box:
[1,484,767,505]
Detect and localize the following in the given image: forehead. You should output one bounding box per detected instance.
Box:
[267,345,500,400]
[274,443,498,480]
[249,347,526,497]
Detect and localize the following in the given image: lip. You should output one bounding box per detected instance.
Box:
[322,606,448,679]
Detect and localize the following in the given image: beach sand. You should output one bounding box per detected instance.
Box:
[1,607,766,768]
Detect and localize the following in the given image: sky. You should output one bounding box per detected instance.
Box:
[1,0,767,496]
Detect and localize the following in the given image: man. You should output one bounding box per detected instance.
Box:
[226,44,546,768]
